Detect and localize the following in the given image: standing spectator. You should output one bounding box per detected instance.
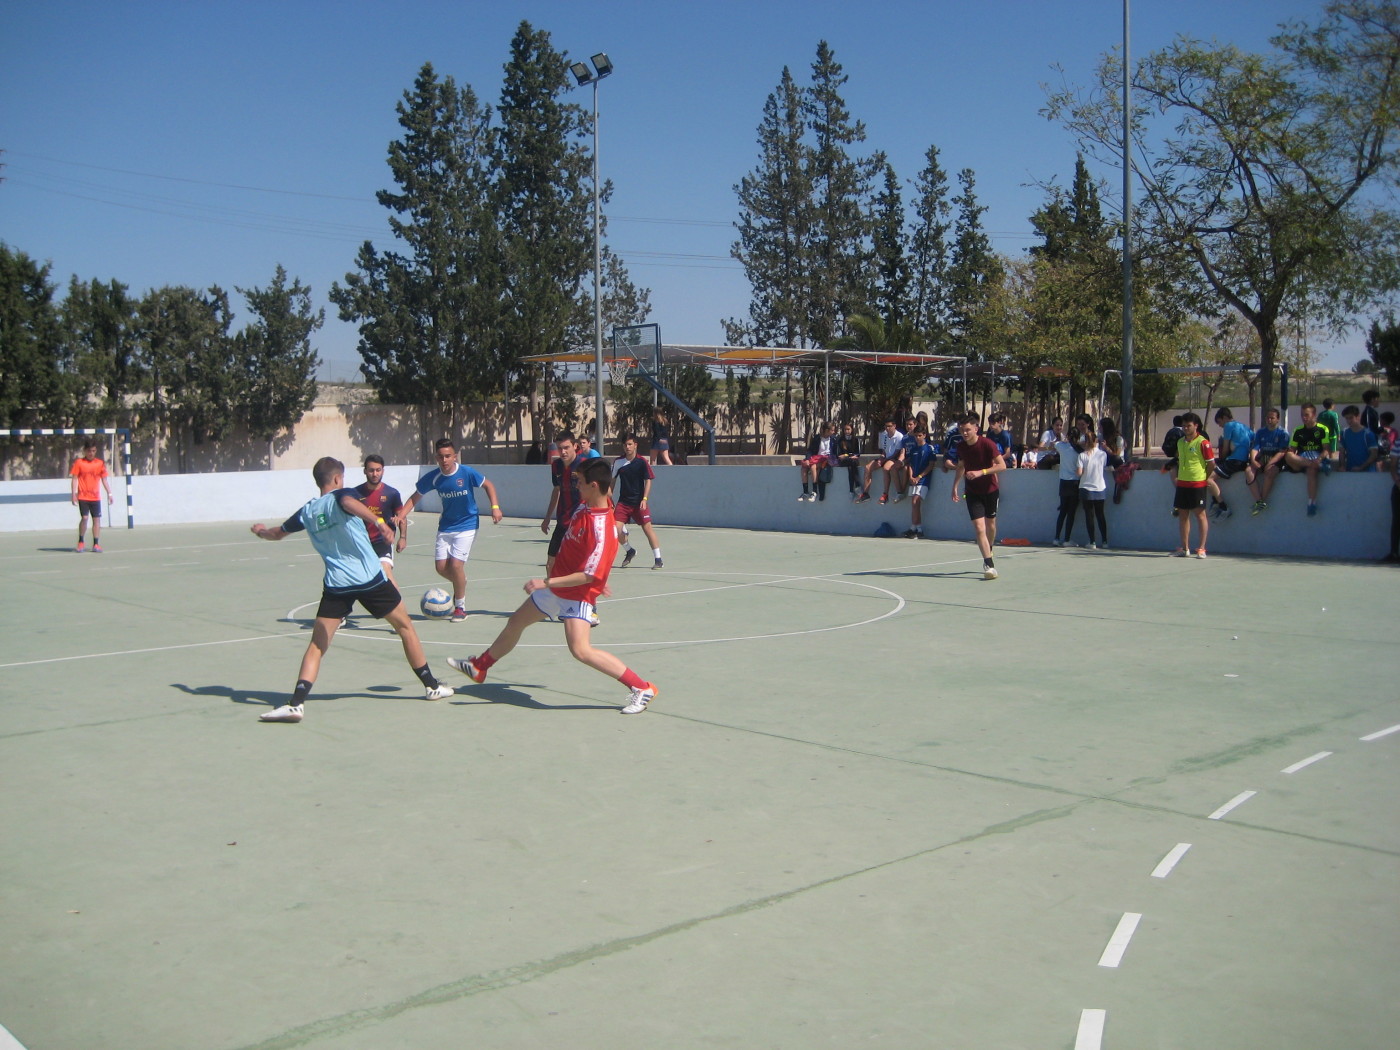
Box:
[650,407,673,466]
[397,439,502,622]
[1171,412,1214,559]
[903,428,937,538]
[1284,402,1333,517]
[1098,417,1125,466]
[69,439,113,553]
[1378,411,1397,456]
[1248,407,1292,513]
[1338,405,1381,472]
[1317,399,1342,456]
[1077,436,1110,549]
[951,416,1007,580]
[833,421,863,498]
[1051,429,1082,547]
[1211,407,1253,520]
[856,419,906,504]
[1386,423,1400,564]
[576,433,602,460]
[797,421,836,502]
[1360,389,1381,434]
[1161,415,1185,472]
[612,434,663,569]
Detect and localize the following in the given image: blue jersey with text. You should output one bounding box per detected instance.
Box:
[1252,426,1291,456]
[281,490,385,592]
[416,463,486,533]
[905,443,937,482]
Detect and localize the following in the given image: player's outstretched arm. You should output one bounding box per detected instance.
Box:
[251,524,287,541]
[481,479,503,524]
[394,491,421,528]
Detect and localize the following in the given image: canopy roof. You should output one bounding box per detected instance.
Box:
[520,343,968,372]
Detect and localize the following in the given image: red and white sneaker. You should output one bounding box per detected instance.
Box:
[448,656,487,683]
[621,683,657,715]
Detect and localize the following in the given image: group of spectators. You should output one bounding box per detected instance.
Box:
[793,388,1400,563]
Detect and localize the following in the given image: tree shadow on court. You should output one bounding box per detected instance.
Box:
[171,682,421,709]
[450,684,613,712]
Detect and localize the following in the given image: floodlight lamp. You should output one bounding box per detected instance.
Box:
[570,61,593,86]
[590,53,613,79]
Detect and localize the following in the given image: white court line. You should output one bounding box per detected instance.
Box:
[0,632,294,670]
[1097,912,1142,968]
[1208,790,1257,820]
[1281,751,1333,774]
[0,1020,29,1049]
[1151,843,1192,879]
[1361,723,1400,742]
[1075,1008,1106,1050]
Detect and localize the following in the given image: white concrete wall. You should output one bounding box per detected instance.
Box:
[1,462,1391,560]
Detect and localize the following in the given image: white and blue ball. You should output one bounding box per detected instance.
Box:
[420,587,454,619]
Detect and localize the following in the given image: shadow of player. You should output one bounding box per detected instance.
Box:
[450,683,614,712]
[171,682,416,708]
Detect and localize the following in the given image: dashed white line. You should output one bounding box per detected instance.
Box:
[1208,790,1257,820]
[1151,843,1192,879]
[1075,1008,1106,1049]
[1281,751,1333,774]
[1097,912,1142,968]
[1361,723,1400,742]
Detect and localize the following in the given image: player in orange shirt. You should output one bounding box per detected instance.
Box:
[448,458,659,714]
[69,440,113,552]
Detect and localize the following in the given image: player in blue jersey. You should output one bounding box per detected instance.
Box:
[396,438,502,623]
[1247,407,1291,513]
[250,456,453,723]
[1210,407,1253,520]
[902,429,937,537]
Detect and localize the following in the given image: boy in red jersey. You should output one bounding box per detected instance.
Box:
[449,458,659,714]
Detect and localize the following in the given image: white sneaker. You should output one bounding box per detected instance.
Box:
[983,566,998,580]
[1052,539,1064,547]
[448,656,487,683]
[621,683,657,714]
[259,703,304,723]
[424,683,455,701]
[891,493,904,503]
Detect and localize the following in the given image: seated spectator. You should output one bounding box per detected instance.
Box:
[1338,405,1381,472]
[892,416,920,501]
[856,419,906,504]
[987,412,1013,465]
[833,421,863,498]
[1248,407,1291,513]
[797,421,836,502]
[1211,407,1253,519]
[1283,402,1333,516]
[1036,417,1064,470]
[1379,410,1397,456]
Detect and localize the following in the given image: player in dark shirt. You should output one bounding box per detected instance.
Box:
[951,416,1007,580]
[354,455,406,588]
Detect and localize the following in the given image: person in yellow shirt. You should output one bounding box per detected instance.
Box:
[1171,413,1214,559]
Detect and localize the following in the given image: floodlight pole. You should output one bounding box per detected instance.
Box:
[1121,0,1136,454]
[571,53,612,457]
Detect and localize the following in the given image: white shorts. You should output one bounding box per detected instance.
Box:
[529,589,600,626]
[911,482,930,502]
[434,528,478,563]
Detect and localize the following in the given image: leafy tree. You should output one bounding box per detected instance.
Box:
[61,276,139,424]
[135,285,236,472]
[869,156,911,324]
[1046,0,1400,412]
[331,62,503,438]
[908,145,954,342]
[236,265,323,443]
[728,66,811,346]
[833,313,928,433]
[803,40,877,345]
[0,243,64,426]
[946,169,1003,360]
[1366,313,1400,384]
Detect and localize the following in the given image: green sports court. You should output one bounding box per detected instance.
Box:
[1,517,1396,1049]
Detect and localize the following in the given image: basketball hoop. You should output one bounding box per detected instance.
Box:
[607,355,636,387]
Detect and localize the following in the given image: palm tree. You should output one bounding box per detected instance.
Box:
[832,314,930,432]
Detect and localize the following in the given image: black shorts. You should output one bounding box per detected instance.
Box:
[370,535,394,560]
[77,499,102,519]
[1174,485,1207,511]
[965,490,998,520]
[548,517,570,557]
[316,578,402,621]
[1214,459,1249,479]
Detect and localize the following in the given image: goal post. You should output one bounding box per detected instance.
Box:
[0,427,135,528]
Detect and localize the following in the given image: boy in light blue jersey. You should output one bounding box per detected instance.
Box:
[250,456,453,723]
[397,438,502,622]
[1247,408,1292,513]
[1210,407,1254,519]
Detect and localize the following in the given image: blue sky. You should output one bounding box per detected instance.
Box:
[1,0,1356,381]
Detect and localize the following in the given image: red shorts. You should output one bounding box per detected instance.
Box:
[613,501,652,526]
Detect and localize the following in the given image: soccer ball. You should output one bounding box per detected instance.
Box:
[420,587,454,619]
